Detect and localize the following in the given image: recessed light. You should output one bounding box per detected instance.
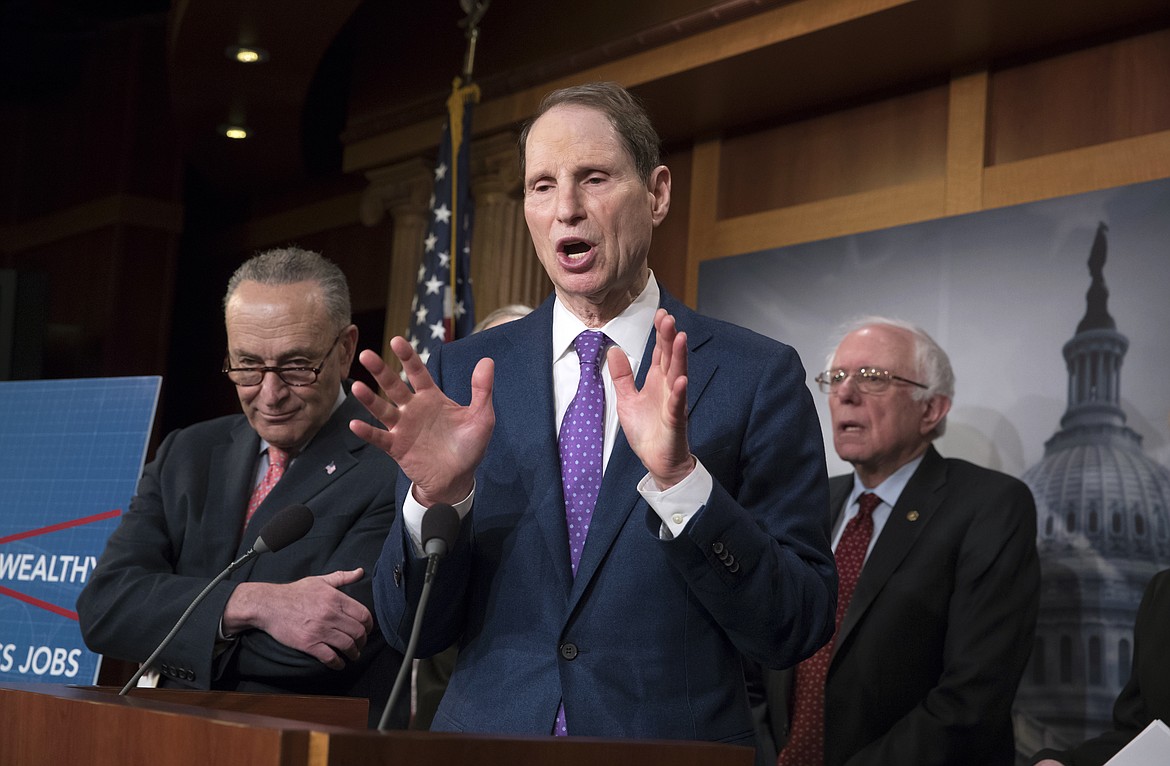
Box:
[225,46,268,63]
[221,125,249,140]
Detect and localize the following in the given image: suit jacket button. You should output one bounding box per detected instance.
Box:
[559,643,579,660]
[729,562,740,573]
[724,554,736,567]
[712,542,725,555]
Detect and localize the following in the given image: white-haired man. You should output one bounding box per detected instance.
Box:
[762,317,1040,766]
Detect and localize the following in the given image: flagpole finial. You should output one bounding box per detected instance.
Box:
[458,0,490,81]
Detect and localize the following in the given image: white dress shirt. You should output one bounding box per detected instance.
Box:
[402,274,713,550]
[835,453,926,563]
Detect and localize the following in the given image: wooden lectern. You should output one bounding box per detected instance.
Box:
[0,683,754,766]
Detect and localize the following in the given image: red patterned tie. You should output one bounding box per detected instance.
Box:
[777,491,880,766]
[245,446,289,526]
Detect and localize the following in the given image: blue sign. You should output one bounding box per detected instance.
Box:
[0,377,160,684]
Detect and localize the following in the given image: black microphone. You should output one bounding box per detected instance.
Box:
[378,502,461,730]
[421,501,461,581]
[118,504,315,695]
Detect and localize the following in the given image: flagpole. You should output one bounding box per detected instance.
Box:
[445,1,487,337]
[406,5,487,362]
[459,0,490,81]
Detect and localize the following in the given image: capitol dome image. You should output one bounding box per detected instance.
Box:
[1014,222,1170,751]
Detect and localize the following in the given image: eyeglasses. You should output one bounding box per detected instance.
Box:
[222,332,343,387]
[815,367,928,395]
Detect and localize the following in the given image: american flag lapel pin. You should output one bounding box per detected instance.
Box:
[325,461,337,475]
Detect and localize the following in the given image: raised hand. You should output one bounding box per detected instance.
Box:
[224,568,373,670]
[609,308,695,489]
[349,337,495,507]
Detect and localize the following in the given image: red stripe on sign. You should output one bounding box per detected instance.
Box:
[0,508,122,546]
[0,584,79,621]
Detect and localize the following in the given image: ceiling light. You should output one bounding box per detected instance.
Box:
[225,46,268,63]
[221,125,249,140]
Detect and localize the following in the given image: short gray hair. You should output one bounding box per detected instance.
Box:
[223,247,351,330]
[518,81,662,184]
[828,316,955,437]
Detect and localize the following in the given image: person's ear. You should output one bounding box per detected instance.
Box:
[339,324,359,370]
[648,165,671,226]
[919,394,951,436]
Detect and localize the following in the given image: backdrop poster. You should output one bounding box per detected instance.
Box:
[697,177,1170,749]
[0,376,160,684]
[697,179,1169,480]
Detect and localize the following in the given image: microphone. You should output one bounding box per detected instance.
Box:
[421,501,461,582]
[118,504,315,695]
[378,502,461,730]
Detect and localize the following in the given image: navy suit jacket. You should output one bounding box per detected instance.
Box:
[78,387,407,728]
[763,446,1040,765]
[373,288,836,748]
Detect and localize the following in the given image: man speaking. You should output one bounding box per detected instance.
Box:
[350,82,835,755]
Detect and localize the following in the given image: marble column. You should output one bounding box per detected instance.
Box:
[360,157,433,361]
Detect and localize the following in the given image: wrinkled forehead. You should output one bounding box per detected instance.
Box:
[225,281,334,356]
[525,105,632,168]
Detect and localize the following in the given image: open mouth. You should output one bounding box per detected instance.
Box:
[559,238,592,259]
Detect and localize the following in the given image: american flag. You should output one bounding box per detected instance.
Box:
[406,78,479,364]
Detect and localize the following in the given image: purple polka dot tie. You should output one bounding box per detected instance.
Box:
[559,330,610,576]
[778,491,879,766]
[554,330,610,737]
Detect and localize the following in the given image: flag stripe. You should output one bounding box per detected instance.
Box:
[405,78,479,365]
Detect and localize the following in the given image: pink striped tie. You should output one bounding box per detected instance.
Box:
[245,446,288,526]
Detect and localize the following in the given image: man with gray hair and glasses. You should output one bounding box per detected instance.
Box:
[79,247,407,728]
[759,316,1040,766]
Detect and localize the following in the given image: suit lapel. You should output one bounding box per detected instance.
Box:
[828,477,852,531]
[216,420,260,561]
[234,395,365,558]
[667,295,717,418]
[494,302,575,597]
[834,447,945,654]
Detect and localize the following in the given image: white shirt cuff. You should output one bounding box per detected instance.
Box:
[638,458,712,539]
[404,483,475,554]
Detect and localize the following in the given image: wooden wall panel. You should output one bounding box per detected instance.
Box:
[677,27,1170,306]
[649,144,693,301]
[717,86,949,218]
[987,27,1170,165]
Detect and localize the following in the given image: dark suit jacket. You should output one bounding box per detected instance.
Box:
[1031,568,1170,765]
[77,387,407,728]
[763,446,1040,765]
[372,288,836,748]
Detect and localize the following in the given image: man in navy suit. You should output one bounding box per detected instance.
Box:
[79,247,406,727]
[761,317,1040,765]
[350,82,835,754]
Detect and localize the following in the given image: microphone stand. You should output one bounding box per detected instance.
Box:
[118,548,259,695]
[378,556,441,731]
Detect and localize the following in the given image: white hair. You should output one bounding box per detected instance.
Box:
[826,316,954,438]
